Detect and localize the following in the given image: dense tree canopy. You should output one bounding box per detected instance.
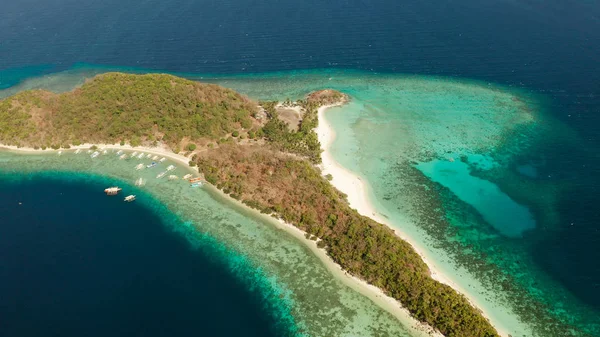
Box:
[0,73,256,148]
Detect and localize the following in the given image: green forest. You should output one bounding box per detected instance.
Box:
[0,73,256,148]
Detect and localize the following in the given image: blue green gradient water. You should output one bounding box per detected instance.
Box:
[3,65,600,336]
[0,149,421,337]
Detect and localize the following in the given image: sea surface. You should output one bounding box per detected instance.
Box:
[0,174,290,337]
[1,0,600,336]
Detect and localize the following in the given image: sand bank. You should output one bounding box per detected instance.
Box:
[315,104,515,337]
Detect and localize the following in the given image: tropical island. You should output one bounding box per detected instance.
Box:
[0,72,499,337]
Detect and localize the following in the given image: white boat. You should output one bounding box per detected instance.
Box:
[191,181,203,188]
[137,153,145,159]
[135,163,144,170]
[183,174,193,180]
[145,153,152,158]
[90,151,100,158]
[124,195,136,202]
[116,150,123,155]
[135,178,145,186]
[152,155,159,160]
[168,175,178,180]
[102,150,108,155]
[166,165,175,171]
[156,171,166,179]
[104,186,122,195]
[74,149,81,154]
[58,151,62,156]
[119,154,127,160]
[146,162,157,168]
[87,149,92,154]
[159,157,166,162]
[132,151,139,157]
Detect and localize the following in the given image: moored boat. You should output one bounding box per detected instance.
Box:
[75,149,81,154]
[168,175,178,180]
[183,174,193,180]
[58,151,63,156]
[90,151,100,158]
[124,195,136,202]
[132,151,139,157]
[135,178,145,186]
[104,186,122,195]
[190,181,203,188]
[119,154,127,160]
[159,157,166,162]
[156,171,166,179]
[146,162,157,168]
[152,155,159,160]
[135,163,144,170]
[166,165,175,171]
[137,153,145,159]
[116,150,123,155]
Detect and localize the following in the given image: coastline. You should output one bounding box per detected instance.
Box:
[0,142,439,337]
[315,104,513,337]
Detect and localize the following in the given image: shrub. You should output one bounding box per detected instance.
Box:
[90,145,98,150]
[232,131,239,137]
[120,140,125,146]
[188,143,197,151]
[325,174,333,181]
[189,161,197,167]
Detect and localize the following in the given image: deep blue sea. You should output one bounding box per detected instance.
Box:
[0,175,288,337]
[1,0,600,334]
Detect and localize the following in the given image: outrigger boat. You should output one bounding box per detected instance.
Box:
[132,151,139,157]
[104,186,122,195]
[90,151,100,158]
[58,151,63,156]
[116,150,123,155]
[156,171,166,179]
[166,165,175,171]
[168,175,178,180]
[102,150,108,155]
[135,178,145,186]
[183,174,193,180]
[159,157,166,162]
[146,162,157,168]
[189,177,203,187]
[119,154,127,160]
[152,155,159,160]
[124,195,136,202]
[137,153,145,159]
[75,149,81,154]
[135,163,145,170]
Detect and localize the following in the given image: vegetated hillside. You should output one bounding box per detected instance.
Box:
[196,144,499,337]
[0,73,257,148]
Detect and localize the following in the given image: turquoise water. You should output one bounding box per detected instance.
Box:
[415,158,536,238]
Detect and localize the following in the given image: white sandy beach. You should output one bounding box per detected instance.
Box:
[315,104,516,337]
